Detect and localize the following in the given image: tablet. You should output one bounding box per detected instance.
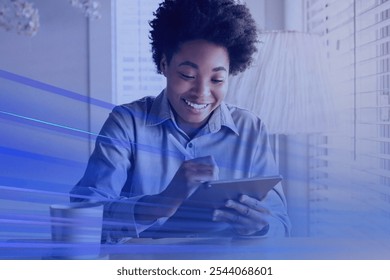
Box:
[185,175,282,209]
[139,176,282,238]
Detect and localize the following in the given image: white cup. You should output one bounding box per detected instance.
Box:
[49,202,104,259]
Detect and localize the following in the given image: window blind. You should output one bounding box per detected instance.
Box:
[112,0,165,105]
[306,0,390,237]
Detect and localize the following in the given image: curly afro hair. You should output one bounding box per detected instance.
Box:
[149,0,258,76]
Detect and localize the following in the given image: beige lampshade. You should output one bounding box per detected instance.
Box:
[226,31,336,134]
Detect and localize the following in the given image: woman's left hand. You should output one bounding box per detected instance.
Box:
[212,195,270,236]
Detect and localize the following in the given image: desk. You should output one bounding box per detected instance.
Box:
[1,237,390,260]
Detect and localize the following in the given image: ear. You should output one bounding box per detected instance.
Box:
[160,55,167,76]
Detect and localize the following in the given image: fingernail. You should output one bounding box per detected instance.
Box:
[225,200,232,207]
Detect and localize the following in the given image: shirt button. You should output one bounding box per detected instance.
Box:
[188,143,193,148]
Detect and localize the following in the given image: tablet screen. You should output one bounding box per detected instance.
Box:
[185,175,282,209]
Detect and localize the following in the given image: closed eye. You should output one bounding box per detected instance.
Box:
[212,79,224,84]
[179,72,195,80]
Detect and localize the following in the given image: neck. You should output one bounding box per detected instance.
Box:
[182,125,202,139]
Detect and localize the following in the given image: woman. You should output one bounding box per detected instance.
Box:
[71,0,290,242]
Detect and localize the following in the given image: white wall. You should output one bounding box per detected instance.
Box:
[0,0,89,93]
[0,0,93,181]
[244,0,266,29]
[285,0,304,31]
[88,0,114,137]
[244,0,284,30]
[0,0,93,240]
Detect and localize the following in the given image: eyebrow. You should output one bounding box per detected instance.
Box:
[178,61,227,72]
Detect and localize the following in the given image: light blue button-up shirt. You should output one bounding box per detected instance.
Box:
[71,91,291,241]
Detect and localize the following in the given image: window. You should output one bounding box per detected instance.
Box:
[112,0,165,104]
[306,0,390,237]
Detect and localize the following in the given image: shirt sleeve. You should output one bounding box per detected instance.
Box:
[250,121,292,237]
[70,106,162,242]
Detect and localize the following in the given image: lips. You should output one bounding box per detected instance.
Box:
[183,99,210,110]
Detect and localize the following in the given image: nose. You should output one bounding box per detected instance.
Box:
[194,79,211,98]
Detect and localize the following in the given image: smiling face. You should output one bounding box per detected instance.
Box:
[161,39,230,135]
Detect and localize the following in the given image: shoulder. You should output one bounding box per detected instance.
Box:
[113,96,156,114]
[109,96,156,122]
[99,96,157,135]
[224,103,268,133]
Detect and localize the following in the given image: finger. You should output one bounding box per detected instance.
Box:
[188,156,219,180]
[224,199,271,228]
[239,195,270,214]
[212,209,251,225]
[212,209,257,235]
[185,172,217,189]
[188,167,218,183]
[191,155,216,165]
[213,208,269,236]
[225,199,257,219]
[183,163,214,175]
[182,162,215,175]
[192,167,218,179]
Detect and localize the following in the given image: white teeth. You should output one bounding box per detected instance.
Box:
[184,99,209,110]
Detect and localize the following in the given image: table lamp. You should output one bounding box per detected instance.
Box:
[226,30,336,134]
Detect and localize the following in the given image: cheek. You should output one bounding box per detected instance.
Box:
[168,78,192,96]
[222,80,229,91]
[215,84,229,100]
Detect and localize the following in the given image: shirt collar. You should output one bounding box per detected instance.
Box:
[208,102,239,135]
[146,90,239,135]
[146,90,172,126]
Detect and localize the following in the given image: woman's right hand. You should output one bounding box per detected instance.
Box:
[135,155,219,222]
[164,155,219,201]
